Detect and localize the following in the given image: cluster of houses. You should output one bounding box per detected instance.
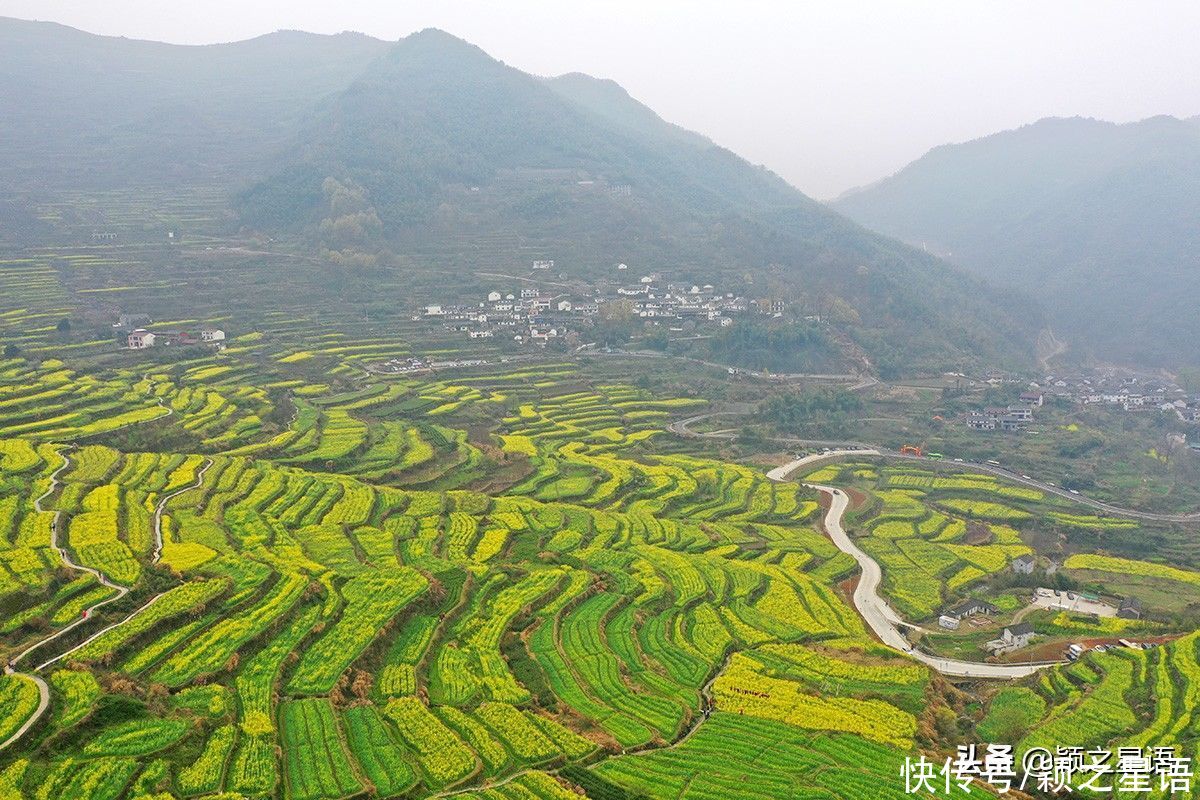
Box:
[965,370,1200,434]
[964,390,1045,432]
[419,285,593,344]
[116,314,225,350]
[418,267,780,345]
[611,271,773,321]
[932,551,1145,656]
[376,356,489,375]
[1041,371,1200,422]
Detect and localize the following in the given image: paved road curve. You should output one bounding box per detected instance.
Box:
[778,477,1052,679]
[0,450,72,752]
[0,672,47,753]
[676,411,1200,523]
[766,450,881,482]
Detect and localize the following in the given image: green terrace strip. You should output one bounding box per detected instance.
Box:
[280,698,363,800]
[0,674,41,744]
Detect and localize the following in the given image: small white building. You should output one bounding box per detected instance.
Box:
[200,328,225,342]
[425,304,445,316]
[557,300,573,312]
[487,291,502,303]
[1011,554,1036,575]
[987,622,1037,654]
[128,329,156,349]
[1006,405,1033,421]
[938,615,961,630]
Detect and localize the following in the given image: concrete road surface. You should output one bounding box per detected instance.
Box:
[767,450,881,482]
[793,481,1052,679]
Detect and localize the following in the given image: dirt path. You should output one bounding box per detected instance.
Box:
[1,453,213,751]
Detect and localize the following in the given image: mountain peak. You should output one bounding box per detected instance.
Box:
[393,27,492,58]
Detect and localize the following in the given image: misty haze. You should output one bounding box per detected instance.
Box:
[0,5,1198,799]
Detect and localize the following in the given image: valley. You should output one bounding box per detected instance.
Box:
[1,12,1198,800]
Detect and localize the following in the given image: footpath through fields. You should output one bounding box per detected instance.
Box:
[0,453,213,752]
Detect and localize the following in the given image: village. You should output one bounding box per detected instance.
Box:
[415,262,781,346]
[961,369,1200,436]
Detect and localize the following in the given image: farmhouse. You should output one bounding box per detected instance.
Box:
[1117,596,1143,620]
[200,328,225,342]
[127,329,156,349]
[938,615,961,630]
[116,312,152,331]
[944,599,999,621]
[966,413,996,431]
[988,622,1037,654]
[1005,405,1033,422]
[155,331,200,346]
[1011,554,1036,575]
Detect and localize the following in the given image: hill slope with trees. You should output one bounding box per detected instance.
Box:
[833,115,1200,367]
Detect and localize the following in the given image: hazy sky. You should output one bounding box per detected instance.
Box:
[4,1,1199,198]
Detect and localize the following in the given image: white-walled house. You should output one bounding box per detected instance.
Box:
[128,329,156,349]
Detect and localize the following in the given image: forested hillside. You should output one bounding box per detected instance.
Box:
[0,17,1042,375]
[236,29,1041,374]
[834,115,1200,367]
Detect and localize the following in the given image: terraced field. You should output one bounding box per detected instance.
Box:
[2,328,1200,799]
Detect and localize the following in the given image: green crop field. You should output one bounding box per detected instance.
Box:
[0,295,1199,800]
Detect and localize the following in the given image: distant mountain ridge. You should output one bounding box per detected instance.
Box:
[0,18,1042,375]
[833,115,1200,367]
[0,17,391,188]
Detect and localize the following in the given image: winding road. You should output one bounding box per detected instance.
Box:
[1,452,213,752]
[796,482,1050,679]
[680,412,1200,523]
[0,450,70,752]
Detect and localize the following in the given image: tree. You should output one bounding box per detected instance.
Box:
[642,326,669,351]
[2,343,19,359]
[56,317,72,334]
[594,300,635,347]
